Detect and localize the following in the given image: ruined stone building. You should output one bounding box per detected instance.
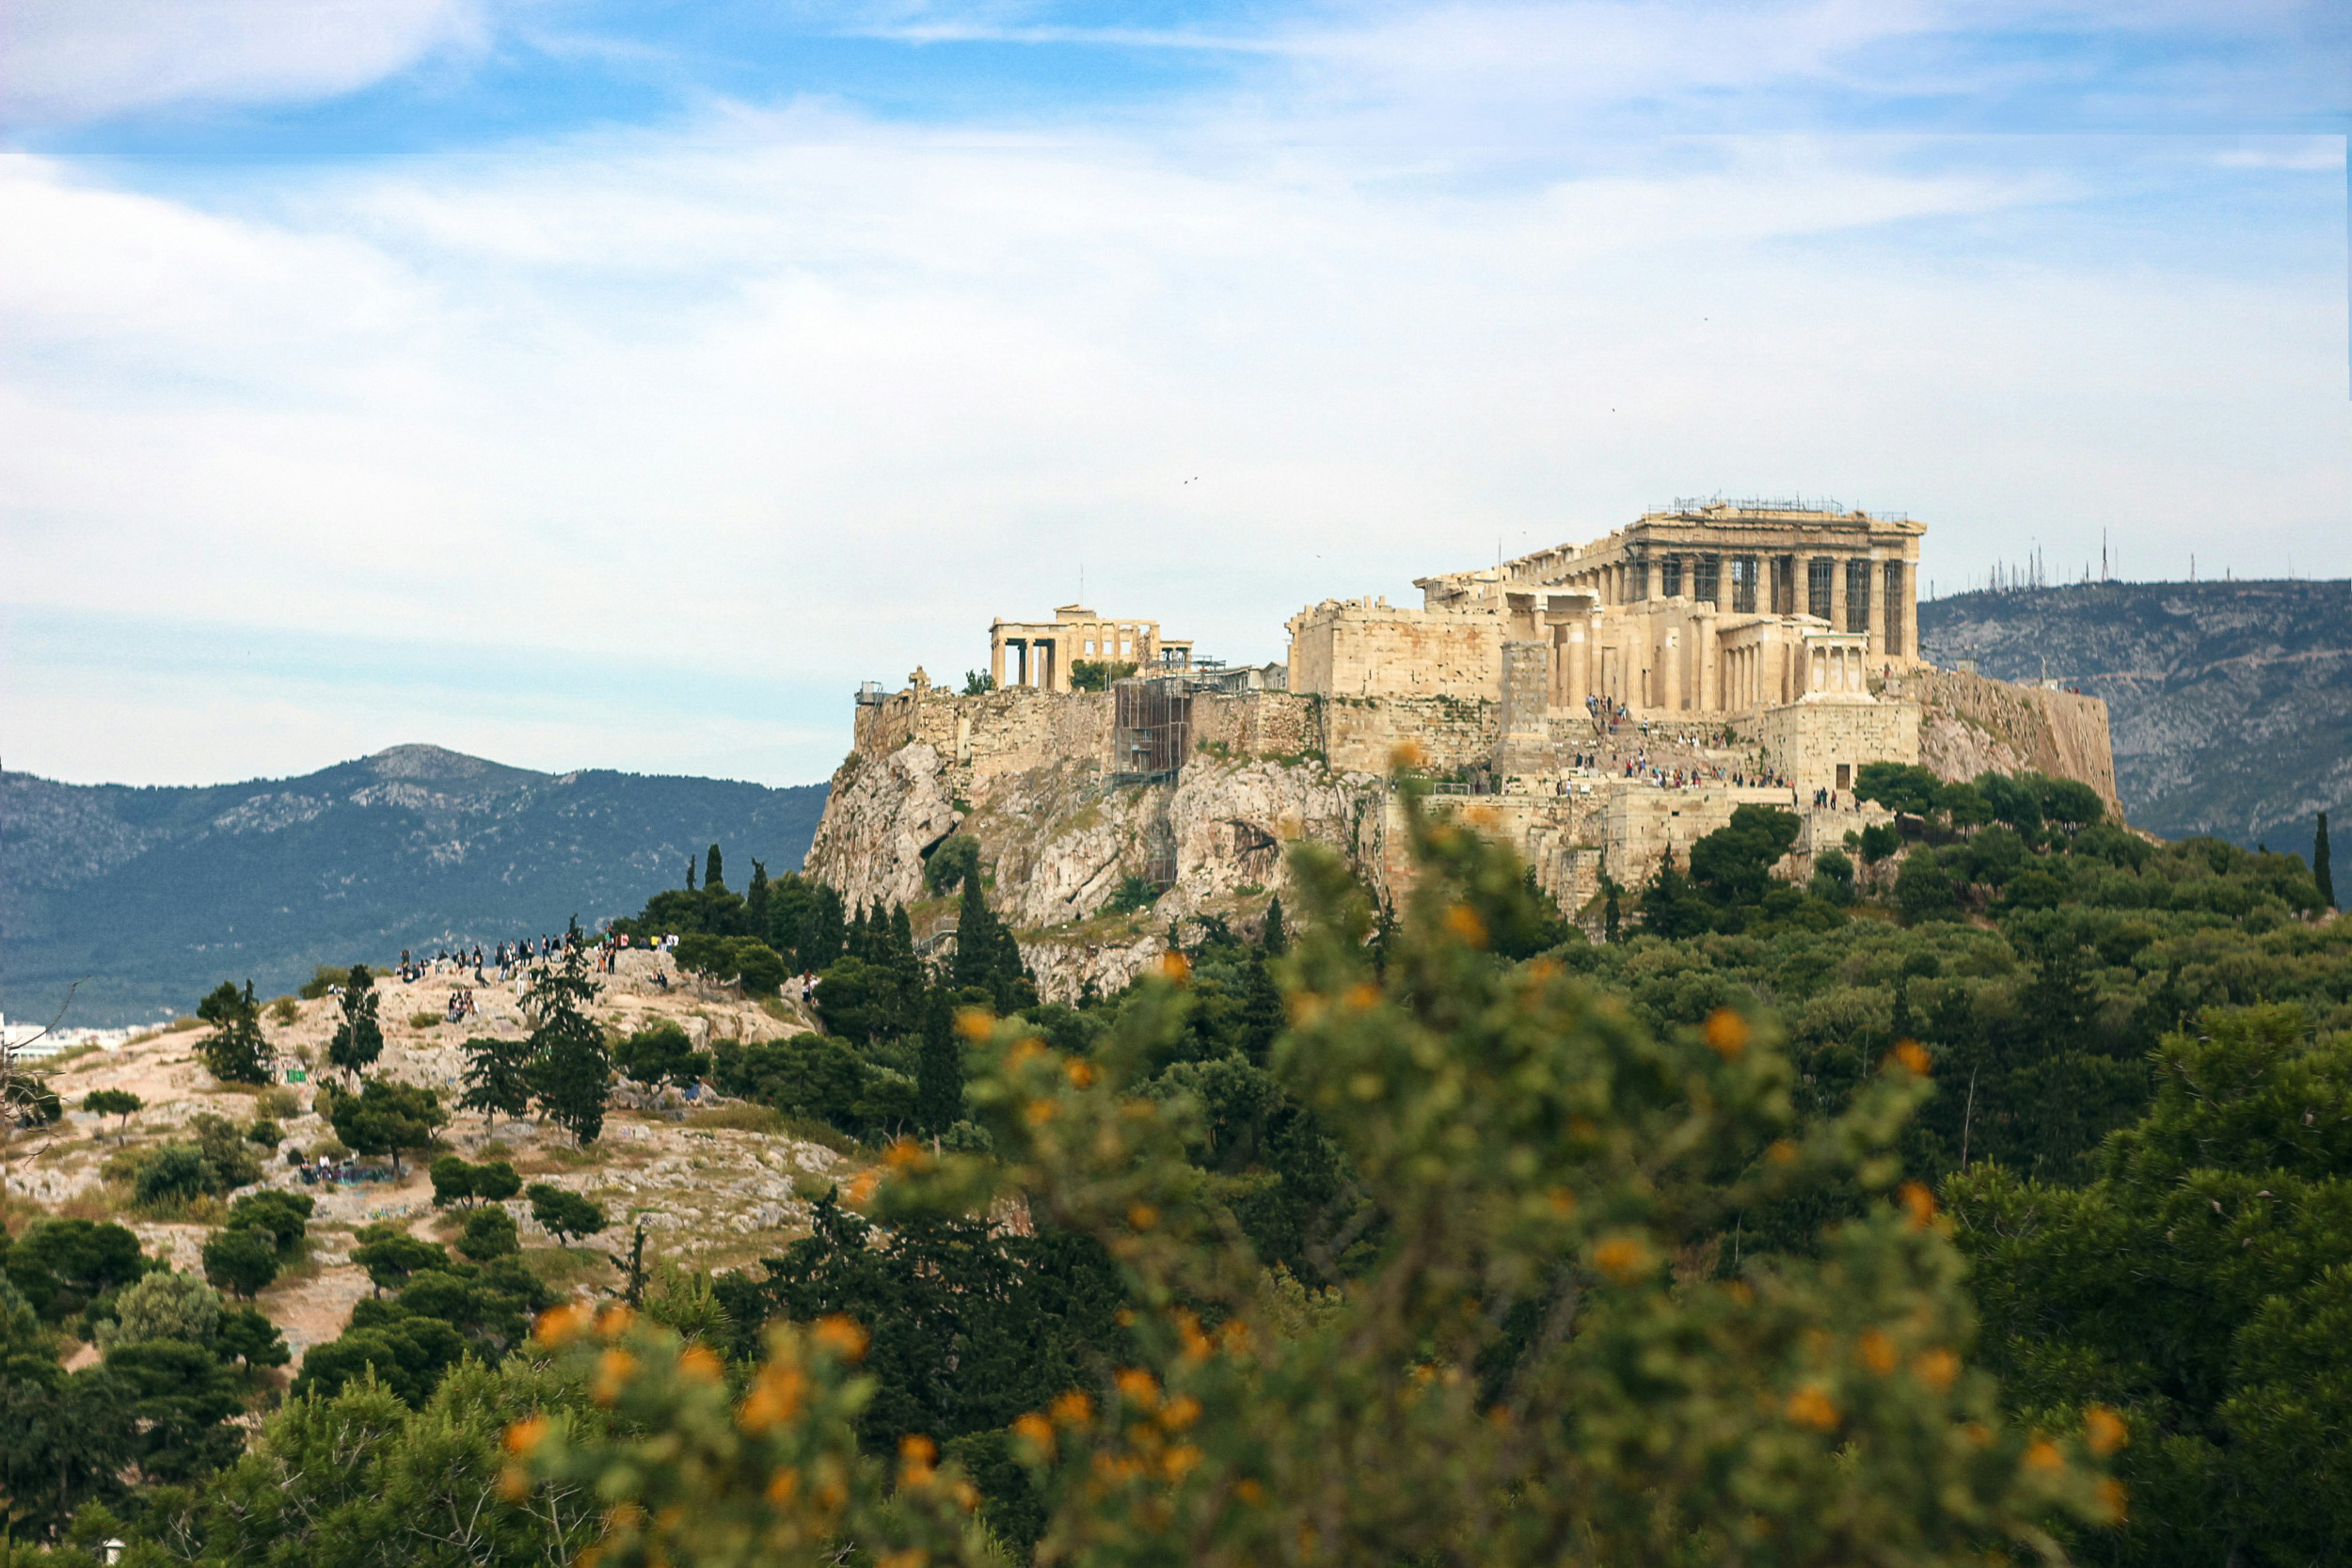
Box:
[807,499,2112,1000]
[990,606,1193,692]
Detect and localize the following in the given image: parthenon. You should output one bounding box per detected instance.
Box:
[1293,499,1923,719]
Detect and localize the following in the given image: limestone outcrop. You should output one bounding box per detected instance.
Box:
[1902,669,2120,813]
[801,742,962,910]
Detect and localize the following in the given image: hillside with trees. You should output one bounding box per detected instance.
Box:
[1918,578,2352,861]
[1,744,827,1026]
[0,763,2343,1566]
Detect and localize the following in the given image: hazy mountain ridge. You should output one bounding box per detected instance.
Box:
[2,744,828,1027]
[1918,579,2352,857]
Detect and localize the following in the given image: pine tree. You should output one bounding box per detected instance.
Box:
[527,917,611,1146]
[459,1032,534,1131]
[685,856,696,892]
[705,844,724,891]
[914,987,962,1135]
[196,980,273,1085]
[326,964,384,1083]
[2318,812,2336,910]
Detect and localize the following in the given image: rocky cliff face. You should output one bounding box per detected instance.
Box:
[1901,669,2119,812]
[1920,581,2352,856]
[804,708,1388,1000]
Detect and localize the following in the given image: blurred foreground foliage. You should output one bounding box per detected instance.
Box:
[514,787,2117,1568]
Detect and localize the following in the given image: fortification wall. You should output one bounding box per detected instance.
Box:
[1745,700,1922,798]
[1320,695,1500,775]
[1190,691,1323,761]
[852,686,1115,782]
[1288,601,1502,701]
[1901,669,2120,812]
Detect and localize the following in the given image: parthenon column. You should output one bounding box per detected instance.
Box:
[991,636,1007,689]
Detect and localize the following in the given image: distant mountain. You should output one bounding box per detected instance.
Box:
[1918,580,2352,859]
[1,744,828,1027]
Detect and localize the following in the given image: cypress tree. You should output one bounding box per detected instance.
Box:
[705,844,724,891]
[914,987,961,1135]
[1262,896,1288,956]
[2318,813,2335,910]
[685,857,696,892]
[747,860,772,935]
[952,877,999,993]
[802,885,846,970]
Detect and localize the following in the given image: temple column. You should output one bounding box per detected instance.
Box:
[1661,629,1681,712]
[992,636,1007,689]
[1696,614,1718,711]
[1829,561,1847,637]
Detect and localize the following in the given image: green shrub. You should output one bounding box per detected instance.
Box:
[456,1207,520,1262]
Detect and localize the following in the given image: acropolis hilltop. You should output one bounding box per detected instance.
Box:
[807,498,2115,994]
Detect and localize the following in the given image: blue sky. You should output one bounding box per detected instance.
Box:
[1,0,2346,789]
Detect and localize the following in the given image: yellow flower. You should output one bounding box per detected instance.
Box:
[1784,1386,1839,1431]
[1857,1329,1897,1375]
[2024,1437,2065,1473]
[1390,741,1427,771]
[1703,1009,1749,1059]
[1443,905,1489,949]
[1899,1180,1939,1230]
[1765,1139,1800,1165]
[738,1366,808,1432]
[596,1305,636,1339]
[1159,951,1192,984]
[2096,1478,2129,1523]
[503,1416,549,1457]
[678,1345,723,1383]
[1066,1059,1096,1087]
[1116,1368,1162,1409]
[1051,1389,1094,1426]
[1161,1394,1201,1430]
[766,1466,801,1504]
[1127,1203,1159,1230]
[532,1304,592,1346]
[814,1315,870,1361]
[1887,1039,1932,1076]
[1236,1478,1264,1504]
[955,1007,996,1040]
[884,1137,927,1170]
[1914,1348,1960,1392]
[1012,1413,1057,1456]
[593,1348,638,1405]
[2085,1405,2129,1456]
[1591,1235,1651,1285]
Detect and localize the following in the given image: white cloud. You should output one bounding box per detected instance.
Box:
[0,0,485,124]
[0,115,2344,787]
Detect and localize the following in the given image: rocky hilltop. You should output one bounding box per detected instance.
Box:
[3,745,827,1026]
[1918,580,2352,857]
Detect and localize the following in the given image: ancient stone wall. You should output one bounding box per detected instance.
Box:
[1319,695,1500,775]
[1189,691,1323,762]
[852,686,1115,783]
[1288,600,1502,701]
[1743,700,1922,798]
